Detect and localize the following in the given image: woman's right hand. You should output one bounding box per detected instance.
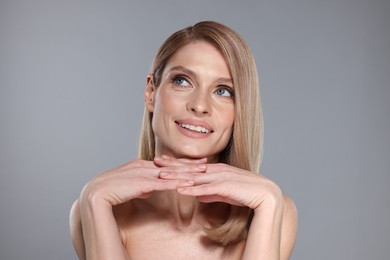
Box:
[80,158,203,207]
[71,157,206,260]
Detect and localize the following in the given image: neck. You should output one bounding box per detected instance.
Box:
[154,150,220,164]
[151,190,203,228]
[150,151,224,227]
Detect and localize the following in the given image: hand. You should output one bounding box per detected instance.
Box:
[80,158,206,207]
[155,156,294,260]
[157,158,283,211]
[72,157,208,260]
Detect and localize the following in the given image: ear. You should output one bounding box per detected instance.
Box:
[144,74,156,112]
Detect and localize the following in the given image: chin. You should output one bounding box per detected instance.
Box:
[174,148,221,161]
[175,150,208,159]
[157,140,226,160]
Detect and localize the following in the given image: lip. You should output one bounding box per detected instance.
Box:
[175,119,214,139]
[175,119,214,132]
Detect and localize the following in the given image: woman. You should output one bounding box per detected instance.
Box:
[70,21,297,259]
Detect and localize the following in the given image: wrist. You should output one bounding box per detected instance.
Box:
[253,186,284,215]
[79,184,112,213]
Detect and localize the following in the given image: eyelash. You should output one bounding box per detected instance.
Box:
[170,74,234,99]
[170,75,190,87]
[215,87,234,98]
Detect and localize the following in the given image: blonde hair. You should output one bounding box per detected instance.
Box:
[139,21,263,245]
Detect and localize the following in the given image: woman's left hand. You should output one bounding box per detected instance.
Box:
[155,156,283,211]
[155,155,297,260]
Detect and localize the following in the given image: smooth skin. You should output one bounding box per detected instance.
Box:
[70,42,297,259]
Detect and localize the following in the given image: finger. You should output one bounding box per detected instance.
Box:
[113,164,162,179]
[137,192,153,199]
[176,183,244,206]
[177,183,214,196]
[157,163,207,176]
[138,179,194,199]
[147,179,185,191]
[176,182,229,198]
[159,170,205,181]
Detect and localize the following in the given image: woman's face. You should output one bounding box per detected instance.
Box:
[145,41,234,161]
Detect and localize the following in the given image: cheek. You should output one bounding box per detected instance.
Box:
[151,89,180,128]
[223,106,235,130]
[156,88,179,111]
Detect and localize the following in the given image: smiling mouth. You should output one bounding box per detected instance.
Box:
[176,122,213,134]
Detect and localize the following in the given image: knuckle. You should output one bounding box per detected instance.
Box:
[130,159,147,168]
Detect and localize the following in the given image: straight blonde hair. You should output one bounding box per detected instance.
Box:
[139,21,263,245]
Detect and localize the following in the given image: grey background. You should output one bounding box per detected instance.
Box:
[1,0,389,259]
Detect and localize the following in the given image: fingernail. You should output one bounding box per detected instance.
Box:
[161,155,169,159]
[160,171,170,177]
[197,164,207,170]
[177,187,186,193]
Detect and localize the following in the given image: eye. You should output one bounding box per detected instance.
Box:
[171,76,191,87]
[215,87,233,98]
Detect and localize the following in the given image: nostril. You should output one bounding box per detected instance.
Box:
[187,101,211,116]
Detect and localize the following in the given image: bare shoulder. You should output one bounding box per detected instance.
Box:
[69,199,133,259]
[283,195,298,223]
[69,199,86,260]
[69,199,81,244]
[281,194,298,260]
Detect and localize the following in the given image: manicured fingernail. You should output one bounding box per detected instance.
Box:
[197,164,207,170]
[160,171,170,177]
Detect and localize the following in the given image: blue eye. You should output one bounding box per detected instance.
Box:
[172,76,190,87]
[215,87,233,97]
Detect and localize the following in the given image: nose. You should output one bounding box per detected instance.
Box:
[186,91,211,117]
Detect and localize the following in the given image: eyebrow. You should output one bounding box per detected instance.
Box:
[167,66,234,87]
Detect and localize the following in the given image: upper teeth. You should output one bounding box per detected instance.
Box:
[179,123,210,133]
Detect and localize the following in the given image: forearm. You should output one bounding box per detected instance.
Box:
[242,196,284,260]
[79,193,129,260]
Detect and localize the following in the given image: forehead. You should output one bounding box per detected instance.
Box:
[163,41,231,78]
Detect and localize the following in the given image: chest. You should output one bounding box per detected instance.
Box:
[123,224,244,260]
